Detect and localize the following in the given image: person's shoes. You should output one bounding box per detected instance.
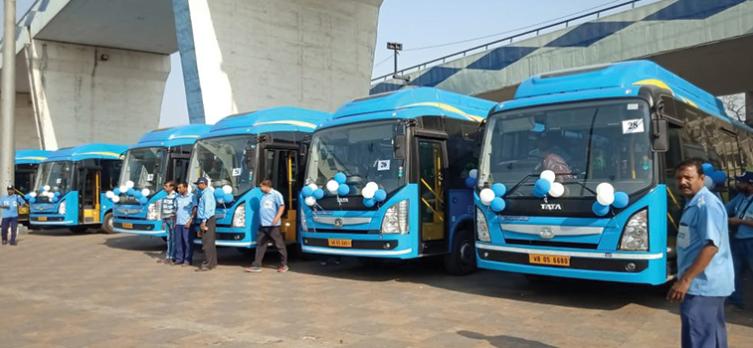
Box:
[195,265,213,272]
[9,241,17,246]
[245,266,262,273]
[182,262,191,267]
[1,240,7,245]
[277,265,289,273]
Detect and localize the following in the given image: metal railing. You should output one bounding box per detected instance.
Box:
[371,0,647,83]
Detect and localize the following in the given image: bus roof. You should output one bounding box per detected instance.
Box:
[322,87,494,129]
[202,106,331,139]
[43,143,128,162]
[494,60,732,124]
[15,149,50,165]
[131,124,212,149]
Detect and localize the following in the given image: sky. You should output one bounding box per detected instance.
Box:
[3,0,673,127]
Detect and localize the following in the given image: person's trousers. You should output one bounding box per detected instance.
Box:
[729,238,753,307]
[173,224,194,264]
[163,218,176,260]
[252,226,287,267]
[680,294,727,348]
[201,217,217,268]
[1,217,18,243]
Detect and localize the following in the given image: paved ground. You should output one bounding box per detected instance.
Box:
[1,228,752,348]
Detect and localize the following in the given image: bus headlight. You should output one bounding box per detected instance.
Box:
[381,200,409,234]
[476,208,490,242]
[58,201,66,215]
[232,204,246,227]
[300,208,309,232]
[620,209,648,251]
[147,200,162,221]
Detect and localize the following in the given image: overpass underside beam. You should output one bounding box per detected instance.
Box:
[24,39,170,149]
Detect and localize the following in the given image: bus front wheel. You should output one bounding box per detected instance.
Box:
[102,213,115,234]
[444,227,476,275]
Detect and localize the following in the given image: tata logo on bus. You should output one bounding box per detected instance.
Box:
[540,198,562,211]
[336,197,349,204]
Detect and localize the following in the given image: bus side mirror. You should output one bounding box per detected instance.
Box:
[394,135,406,160]
[652,119,669,152]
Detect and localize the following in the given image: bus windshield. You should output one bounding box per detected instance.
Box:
[479,99,653,198]
[35,161,74,195]
[119,147,166,193]
[188,135,257,195]
[306,120,406,195]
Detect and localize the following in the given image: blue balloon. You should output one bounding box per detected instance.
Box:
[701,162,714,174]
[534,179,551,197]
[113,188,121,195]
[363,198,376,208]
[492,183,507,197]
[592,201,610,216]
[51,196,59,203]
[214,189,224,198]
[613,192,629,209]
[374,189,387,202]
[490,197,506,212]
[134,191,143,198]
[465,176,477,188]
[302,186,313,197]
[713,171,726,185]
[29,197,36,204]
[313,189,325,200]
[224,193,233,202]
[334,172,347,184]
[24,194,31,201]
[127,188,135,196]
[54,191,61,197]
[138,197,148,205]
[337,184,350,196]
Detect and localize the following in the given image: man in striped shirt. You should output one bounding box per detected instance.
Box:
[158,181,178,264]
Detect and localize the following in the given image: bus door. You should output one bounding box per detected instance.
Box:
[78,165,102,224]
[416,136,448,252]
[263,146,299,243]
[167,146,193,182]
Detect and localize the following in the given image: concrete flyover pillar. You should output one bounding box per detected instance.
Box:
[24,39,170,149]
[173,0,383,124]
[14,92,38,149]
[746,91,753,126]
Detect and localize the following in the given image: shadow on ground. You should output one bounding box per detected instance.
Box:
[458,330,558,348]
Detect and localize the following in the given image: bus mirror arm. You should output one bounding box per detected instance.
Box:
[651,119,669,152]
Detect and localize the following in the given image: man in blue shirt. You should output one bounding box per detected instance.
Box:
[668,159,734,348]
[726,171,753,309]
[1,186,26,246]
[194,177,217,271]
[173,182,196,266]
[245,179,288,273]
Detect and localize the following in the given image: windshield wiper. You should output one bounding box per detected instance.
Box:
[557,171,597,196]
[504,174,539,197]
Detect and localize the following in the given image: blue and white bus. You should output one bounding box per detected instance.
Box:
[111,125,211,237]
[29,144,127,233]
[15,149,50,226]
[187,107,330,250]
[299,87,495,274]
[475,60,751,285]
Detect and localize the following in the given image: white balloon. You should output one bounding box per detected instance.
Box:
[549,182,565,198]
[480,188,495,206]
[43,185,50,192]
[704,176,714,189]
[222,185,233,194]
[596,182,614,197]
[105,191,115,198]
[30,192,37,198]
[47,192,54,198]
[125,180,135,189]
[141,188,151,197]
[365,181,378,192]
[597,192,615,206]
[305,196,317,207]
[540,170,556,184]
[119,185,128,193]
[469,169,478,179]
[307,183,318,192]
[326,180,339,194]
[362,186,376,199]
[112,196,120,203]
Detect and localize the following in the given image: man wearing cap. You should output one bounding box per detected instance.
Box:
[726,171,753,309]
[194,178,217,271]
[1,186,27,246]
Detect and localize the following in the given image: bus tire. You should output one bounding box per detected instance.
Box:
[102,213,115,234]
[444,226,476,275]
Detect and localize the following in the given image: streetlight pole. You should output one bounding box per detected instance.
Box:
[387,42,402,79]
[0,0,16,196]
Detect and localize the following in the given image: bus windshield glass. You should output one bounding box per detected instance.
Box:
[188,135,257,195]
[35,161,75,195]
[306,120,406,195]
[119,147,166,193]
[479,99,653,198]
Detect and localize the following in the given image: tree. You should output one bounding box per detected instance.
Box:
[721,94,746,122]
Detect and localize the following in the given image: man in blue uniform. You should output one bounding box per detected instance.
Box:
[668,159,734,348]
[173,182,196,266]
[726,171,753,309]
[1,186,26,246]
[245,179,288,273]
[195,178,216,271]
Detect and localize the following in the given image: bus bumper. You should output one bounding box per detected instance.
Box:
[300,231,416,259]
[112,219,165,237]
[475,243,668,285]
[29,214,76,227]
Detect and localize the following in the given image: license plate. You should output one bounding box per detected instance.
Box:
[122,223,133,229]
[327,239,352,248]
[38,216,47,221]
[529,254,570,267]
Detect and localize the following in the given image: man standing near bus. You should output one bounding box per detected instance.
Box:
[173,182,196,266]
[668,159,734,348]
[1,186,26,246]
[245,179,288,273]
[158,181,177,264]
[195,178,217,271]
[726,171,753,309]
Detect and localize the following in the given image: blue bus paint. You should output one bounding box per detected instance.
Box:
[15,149,51,225]
[188,107,331,248]
[29,143,127,231]
[112,124,211,237]
[475,60,746,285]
[299,87,495,274]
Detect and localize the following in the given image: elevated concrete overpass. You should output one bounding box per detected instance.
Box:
[1,0,382,149]
[371,0,753,120]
